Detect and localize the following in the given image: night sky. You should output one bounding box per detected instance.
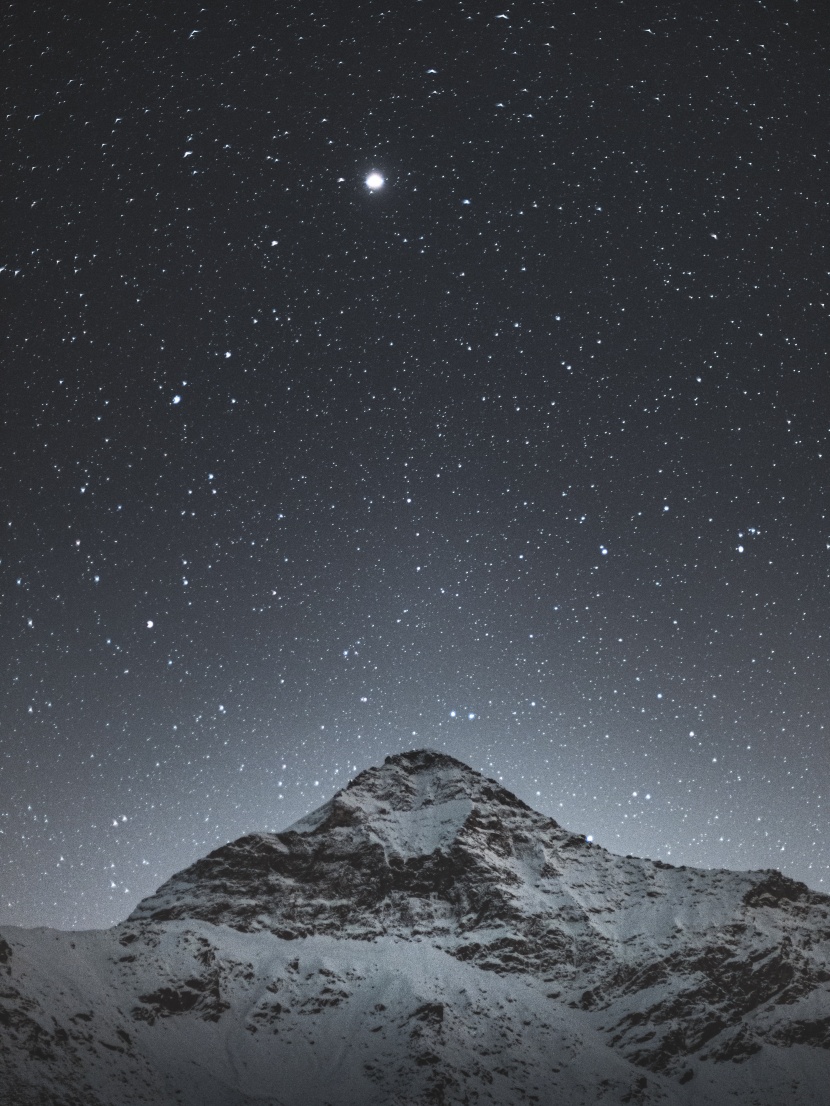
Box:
[3,0,829,930]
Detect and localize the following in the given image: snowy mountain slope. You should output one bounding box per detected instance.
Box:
[1,749,829,1105]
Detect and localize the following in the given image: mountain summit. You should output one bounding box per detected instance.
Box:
[129,748,542,935]
[2,750,829,1105]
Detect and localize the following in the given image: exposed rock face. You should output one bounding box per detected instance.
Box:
[2,750,829,1105]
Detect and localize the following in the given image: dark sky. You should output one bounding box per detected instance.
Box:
[2,0,829,930]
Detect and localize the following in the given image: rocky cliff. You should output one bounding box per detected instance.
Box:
[2,750,829,1104]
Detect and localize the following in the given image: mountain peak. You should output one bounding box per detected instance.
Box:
[281,747,534,841]
[345,746,481,805]
[348,746,531,808]
[274,748,533,854]
[7,752,830,1105]
[128,749,548,932]
[386,747,465,768]
[128,751,825,987]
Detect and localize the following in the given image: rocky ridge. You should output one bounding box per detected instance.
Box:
[1,749,829,1105]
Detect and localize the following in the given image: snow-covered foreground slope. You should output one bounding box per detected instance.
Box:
[2,750,829,1105]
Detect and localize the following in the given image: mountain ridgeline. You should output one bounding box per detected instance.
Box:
[2,750,829,1105]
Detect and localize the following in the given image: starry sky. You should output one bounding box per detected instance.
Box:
[3,0,829,930]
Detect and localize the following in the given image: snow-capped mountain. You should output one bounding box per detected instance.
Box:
[2,749,829,1105]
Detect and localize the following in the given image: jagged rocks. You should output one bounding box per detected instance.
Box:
[2,750,830,1105]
